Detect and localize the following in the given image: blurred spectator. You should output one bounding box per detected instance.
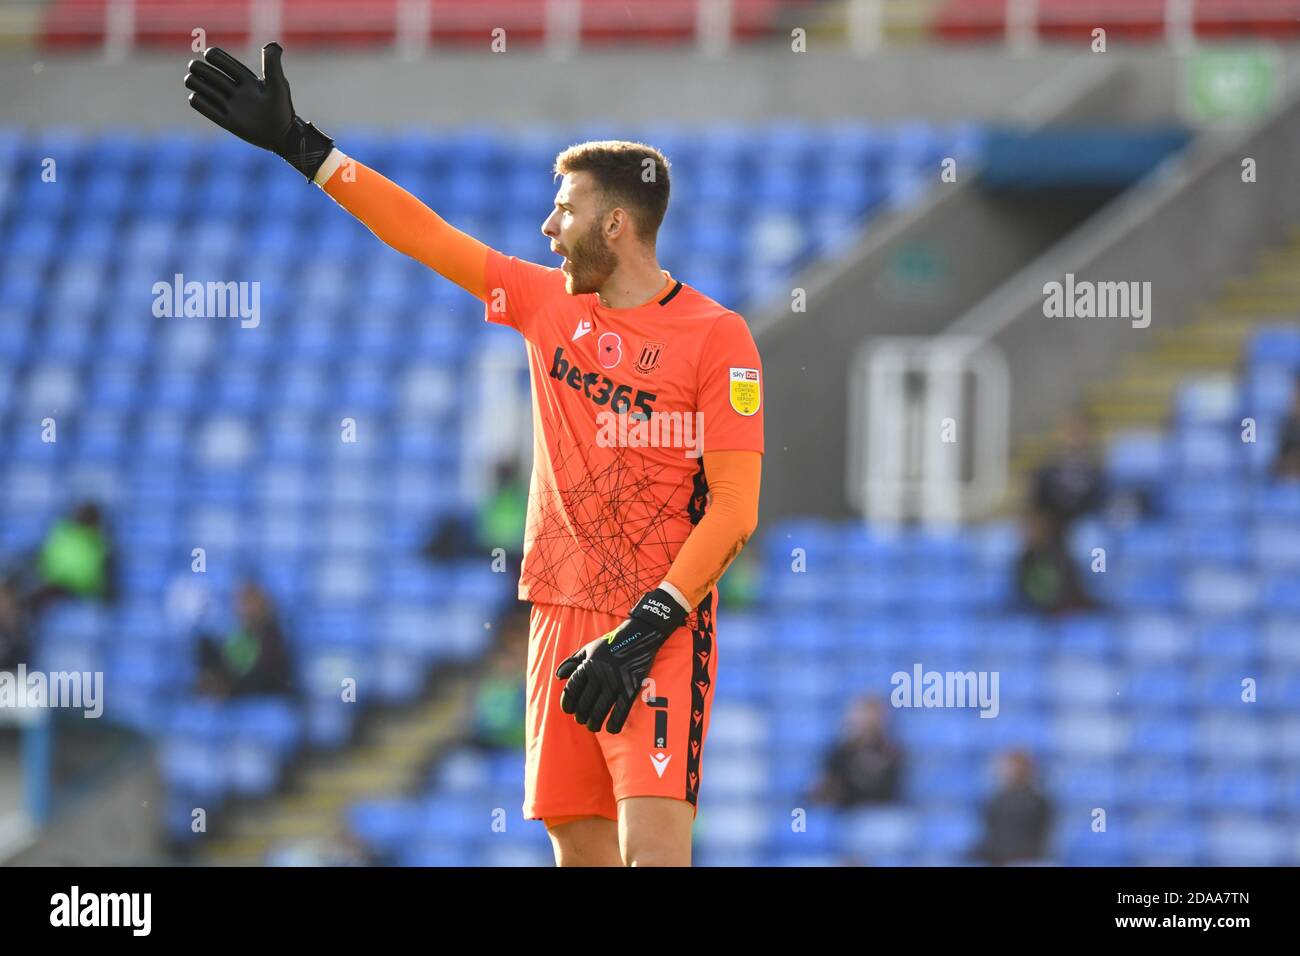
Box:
[467,608,529,751]
[195,581,295,699]
[0,576,30,672]
[422,459,528,562]
[476,460,528,556]
[809,696,904,807]
[1015,507,1096,616]
[969,750,1054,866]
[421,513,474,561]
[1272,376,1300,479]
[1032,413,1106,536]
[27,501,118,611]
[718,548,758,610]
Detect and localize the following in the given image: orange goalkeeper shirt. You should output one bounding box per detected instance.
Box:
[485,251,764,614]
[322,158,764,616]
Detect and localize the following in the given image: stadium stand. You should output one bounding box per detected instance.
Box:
[38,0,813,50]
[353,319,1300,866]
[935,0,1300,43]
[34,0,1300,51]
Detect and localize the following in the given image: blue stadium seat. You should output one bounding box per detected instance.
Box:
[1246,362,1294,419]
[919,808,981,859]
[348,799,422,858]
[1251,483,1300,520]
[396,841,470,867]
[1099,567,1180,610]
[1124,666,1193,712]
[1247,326,1300,368]
[1260,570,1300,612]
[1261,616,1300,669]
[975,615,1047,661]
[1105,431,1168,484]
[840,806,918,859]
[1129,813,1204,865]
[1126,761,1195,813]
[1196,764,1279,815]
[1166,480,1248,521]
[1055,615,1118,658]
[766,807,843,856]
[1205,816,1288,865]
[1173,377,1238,426]
[1055,821,1133,867]
[12,124,1299,865]
[1182,566,1258,616]
[905,756,986,804]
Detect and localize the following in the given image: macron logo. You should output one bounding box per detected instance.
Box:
[650,752,672,778]
[572,319,593,341]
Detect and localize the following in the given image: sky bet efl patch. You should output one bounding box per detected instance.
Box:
[729,367,761,416]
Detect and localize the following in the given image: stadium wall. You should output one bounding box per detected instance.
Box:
[752,56,1130,522]
[1,47,1288,128]
[945,81,1300,442]
[754,56,1300,524]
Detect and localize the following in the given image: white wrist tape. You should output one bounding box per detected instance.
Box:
[657,580,693,614]
[313,147,347,187]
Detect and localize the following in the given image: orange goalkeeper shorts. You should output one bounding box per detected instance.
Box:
[523,591,718,823]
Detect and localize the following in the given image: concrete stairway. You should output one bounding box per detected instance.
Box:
[197,675,476,866]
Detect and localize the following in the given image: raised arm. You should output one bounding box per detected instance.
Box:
[184,42,489,300]
[315,156,489,300]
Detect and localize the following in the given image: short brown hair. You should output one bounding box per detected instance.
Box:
[554,140,671,244]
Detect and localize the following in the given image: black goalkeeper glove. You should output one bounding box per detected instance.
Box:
[184,42,334,181]
[555,588,689,735]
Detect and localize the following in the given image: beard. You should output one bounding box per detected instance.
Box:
[562,219,618,295]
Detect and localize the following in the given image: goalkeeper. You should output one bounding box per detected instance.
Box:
[185,44,763,867]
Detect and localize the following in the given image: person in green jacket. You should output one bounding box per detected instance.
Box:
[30,501,117,611]
[468,608,529,751]
[196,581,296,699]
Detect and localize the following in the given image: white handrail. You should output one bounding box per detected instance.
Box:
[1007,0,1038,54]
[697,0,733,59]
[249,0,282,58]
[102,0,134,63]
[847,0,883,57]
[396,0,431,61]
[545,0,581,61]
[1165,0,1195,54]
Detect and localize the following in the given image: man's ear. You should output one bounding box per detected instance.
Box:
[606,207,627,240]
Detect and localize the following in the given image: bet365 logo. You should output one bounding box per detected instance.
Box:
[550,346,657,416]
